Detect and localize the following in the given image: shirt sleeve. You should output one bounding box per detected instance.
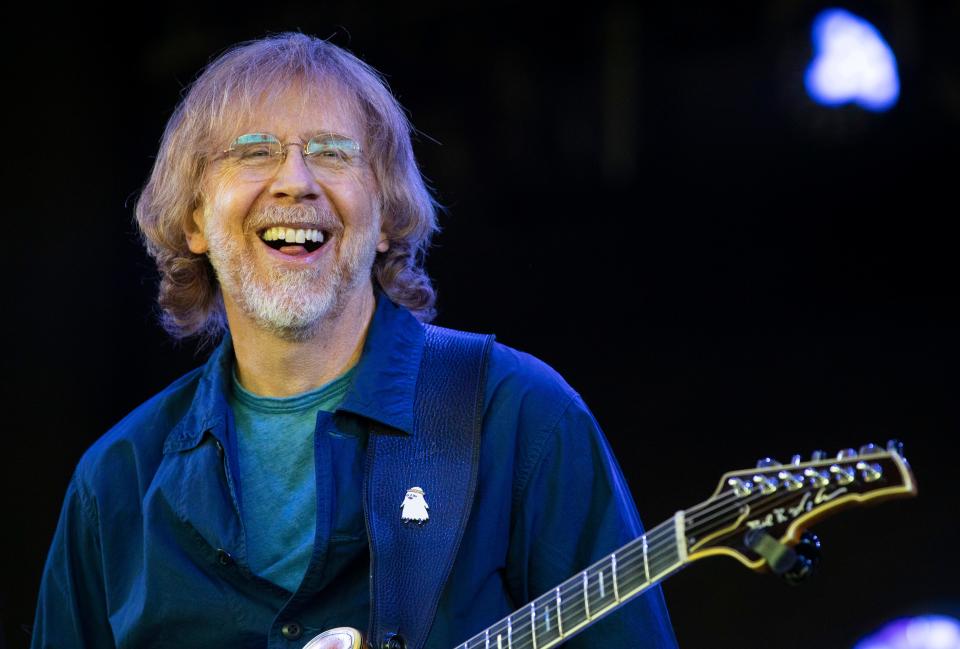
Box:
[505,393,679,649]
[31,472,117,649]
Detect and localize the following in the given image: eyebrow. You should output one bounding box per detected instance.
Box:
[231,130,359,143]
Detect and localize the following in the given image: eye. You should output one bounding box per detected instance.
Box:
[236,144,275,159]
[228,133,280,163]
[306,135,360,164]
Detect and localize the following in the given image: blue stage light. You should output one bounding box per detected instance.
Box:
[805,8,899,112]
[853,615,960,649]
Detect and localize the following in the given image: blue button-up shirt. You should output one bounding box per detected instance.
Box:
[31,290,678,649]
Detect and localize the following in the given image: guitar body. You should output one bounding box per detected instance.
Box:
[302,627,364,649]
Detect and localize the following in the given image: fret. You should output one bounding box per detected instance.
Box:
[532,591,562,647]
[674,511,688,562]
[642,534,650,583]
[582,572,590,620]
[558,578,588,636]
[555,586,563,637]
[533,591,563,647]
[457,516,693,649]
[530,604,538,649]
[618,536,650,596]
[585,556,618,617]
[611,552,620,602]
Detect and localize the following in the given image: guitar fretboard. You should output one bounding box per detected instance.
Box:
[453,513,688,649]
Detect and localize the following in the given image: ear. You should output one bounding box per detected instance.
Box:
[184,204,210,254]
[375,196,390,253]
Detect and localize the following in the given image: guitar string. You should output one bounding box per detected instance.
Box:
[458,480,844,649]
[457,521,683,649]
[684,456,883,525]
[682,478,839,543]
[457,470,872,649]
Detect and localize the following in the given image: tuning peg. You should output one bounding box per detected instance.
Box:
[790,454,802,466]
[886,439,904,457]
[836,448,858,460]
[756,457,781,468]
[859,443,881,456]
[804,467,830,487]
[727,478,753,497]
[829,463,856,485]
[777,470,805,491]
[752,474,779,494]
[855,460,883,482]
[811,450,827,462]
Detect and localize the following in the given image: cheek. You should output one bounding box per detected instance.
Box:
[204,182,261,230]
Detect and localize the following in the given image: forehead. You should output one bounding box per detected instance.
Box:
[223,77,367,143]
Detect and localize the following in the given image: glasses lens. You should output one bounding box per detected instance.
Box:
[228,133,281,177]
[305,134,361,168]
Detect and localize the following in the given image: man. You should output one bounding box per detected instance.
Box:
[31,33,677,649]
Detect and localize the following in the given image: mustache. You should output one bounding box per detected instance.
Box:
[246,204,341,232]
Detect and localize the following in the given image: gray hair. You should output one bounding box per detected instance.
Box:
[135,32,440,341]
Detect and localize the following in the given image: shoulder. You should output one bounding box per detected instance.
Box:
[485,340,581,417]
[481,338,596,490]
[73,365,206,502]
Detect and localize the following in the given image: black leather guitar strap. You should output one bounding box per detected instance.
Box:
[366,323,495,649]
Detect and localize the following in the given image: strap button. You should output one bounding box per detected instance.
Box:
[281,621,303,640]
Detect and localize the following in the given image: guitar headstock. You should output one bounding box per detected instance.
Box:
[685,441,917,572]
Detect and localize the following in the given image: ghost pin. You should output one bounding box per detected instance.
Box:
[401,487,429,526]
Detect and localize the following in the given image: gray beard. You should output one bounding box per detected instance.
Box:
[203,207,378,343]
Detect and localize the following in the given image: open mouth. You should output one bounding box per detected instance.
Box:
[259,226,330,254]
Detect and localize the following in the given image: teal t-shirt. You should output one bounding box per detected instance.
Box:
[230,364,357,593]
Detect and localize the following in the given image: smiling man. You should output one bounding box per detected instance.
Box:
[31,33,677,649]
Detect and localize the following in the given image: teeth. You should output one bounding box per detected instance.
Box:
[261,227,325,243]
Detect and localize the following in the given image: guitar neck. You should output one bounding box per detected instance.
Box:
[449,447,916,649]
[452,512,689,649]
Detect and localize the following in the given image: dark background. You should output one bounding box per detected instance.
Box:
[4,2,958,648]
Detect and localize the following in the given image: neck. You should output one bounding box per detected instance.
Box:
[225,283,377,397]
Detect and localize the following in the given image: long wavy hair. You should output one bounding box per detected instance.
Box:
[135,32,440,342]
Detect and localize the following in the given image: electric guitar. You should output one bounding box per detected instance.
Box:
[304,441,917,649]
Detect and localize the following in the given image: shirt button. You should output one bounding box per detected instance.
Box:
[281,621,303,640]
[215,548,233,566]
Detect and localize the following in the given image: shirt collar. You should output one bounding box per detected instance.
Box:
[163,288,425,454]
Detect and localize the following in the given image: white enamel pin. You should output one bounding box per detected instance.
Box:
[401,487,430,526]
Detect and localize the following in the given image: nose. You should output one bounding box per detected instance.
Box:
[268,143,321,200]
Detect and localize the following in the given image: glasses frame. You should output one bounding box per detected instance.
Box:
[216,132,363,175]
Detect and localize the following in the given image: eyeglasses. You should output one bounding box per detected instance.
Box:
[217,132,363,181]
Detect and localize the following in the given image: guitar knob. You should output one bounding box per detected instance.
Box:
[836,448,858,460]
[756,457,780,468]
[811,450,827,461]
[790,454,802,467]
[859,443,881,456]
